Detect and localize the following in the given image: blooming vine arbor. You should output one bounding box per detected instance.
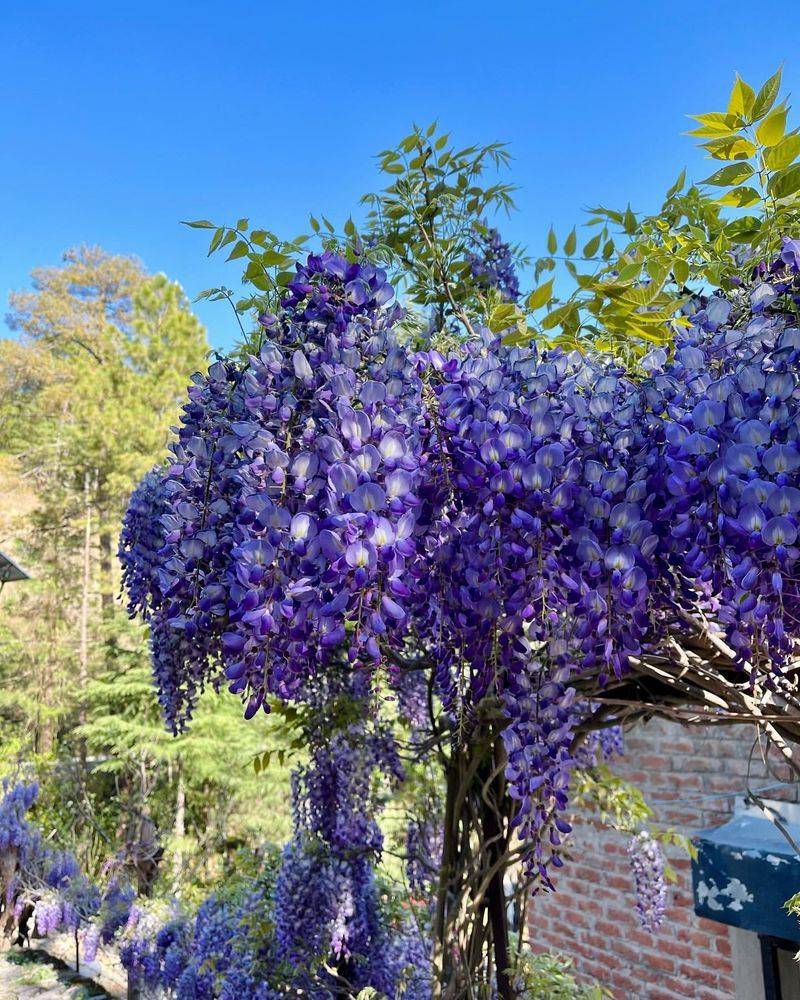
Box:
[120,71,800,997]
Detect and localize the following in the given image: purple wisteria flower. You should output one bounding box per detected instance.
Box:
[627,831,667,932]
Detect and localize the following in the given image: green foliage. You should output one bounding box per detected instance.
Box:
[362,123,521,333]
[185,218,313,350]
[517,68,800,362]
[0,246,293,895]
[572,765,695,881]
[509,949,610,998]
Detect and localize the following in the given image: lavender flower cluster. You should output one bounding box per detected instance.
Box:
[468,223,521,303]
[273,669,428,995]
[627,831,667,932]
[121,238,800,888]
[0,779,39,861]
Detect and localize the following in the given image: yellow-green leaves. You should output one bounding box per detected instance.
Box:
[703,136,757,161]
[687,112,743,138]
[526,279,554,311]
[716,187,761,208]
[769,163,800,201]
[752,67,783,122]
[756,105,787,147]
[765,134,800,171]
[547,227,557,254]
[728,74,756,118]
[702,162,754,186]
[672,257,689,287]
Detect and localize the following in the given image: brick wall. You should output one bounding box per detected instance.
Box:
[526,718,796,1000]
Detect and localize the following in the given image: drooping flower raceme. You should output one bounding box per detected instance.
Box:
[468,223,521,303]
[627,831,667,932]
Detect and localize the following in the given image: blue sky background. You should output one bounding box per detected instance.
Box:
[2,2,799,352]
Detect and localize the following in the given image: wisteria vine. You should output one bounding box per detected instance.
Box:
[120,239,800,892]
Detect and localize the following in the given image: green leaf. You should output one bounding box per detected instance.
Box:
[547,227,557,254]
[208,228,225,255]
[686,112,742,137]
[728,75,756,118]
[583,233,602,257]
[673,258,689,286]
[701,136,757,161]
[752,67,782,121]
[756,106,787,147]
[487,302,522,333]
[309,215,321,233]
[701,162,754,186]
[261,250,292,267]
[768,163,800,200]
[765,134,800,172]
[622,205,637,235]
[182,219,216,229]
[383,162,404,174]
[227,240,248,261]
[616,260,641,283]
[665,168,687,198]
[526,279,554,311]
[715,186,761,208]
[563,228,577,256]
[723,215,762,241]
[541,302,576,332]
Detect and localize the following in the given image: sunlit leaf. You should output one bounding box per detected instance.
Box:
[769,163,800,200]
[765,134,800,172]
[756,106,787,147]
[526,279,554,311]
[686,112,742,137]
[715,186,761,208]
[752,67,783,121]
[701,162,754,186]
[727,75,756,119]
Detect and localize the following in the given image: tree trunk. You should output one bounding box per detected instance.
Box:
[431,723,516,998]
[171,760,185,893]
[78,470,92,771]
[0,847,19,946]
[98,527,115,614]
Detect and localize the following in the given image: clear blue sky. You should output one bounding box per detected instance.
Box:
[2,2,799,352]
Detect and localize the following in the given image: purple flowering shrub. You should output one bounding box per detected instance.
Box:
[121,238,800,886]
[0,779,39,859]
[118,89,800,991]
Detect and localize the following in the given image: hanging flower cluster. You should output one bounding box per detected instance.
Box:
[121,239,800,887]
[627,831,667,932]
[272,668,426,994]
[0,779,40,889]
[406,813,444,898]
[468,223,521,303]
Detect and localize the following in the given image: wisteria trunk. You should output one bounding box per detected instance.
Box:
[432,721,515,999]
[0,847,18,945]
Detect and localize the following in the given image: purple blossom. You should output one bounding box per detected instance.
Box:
[627,831,667,931]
